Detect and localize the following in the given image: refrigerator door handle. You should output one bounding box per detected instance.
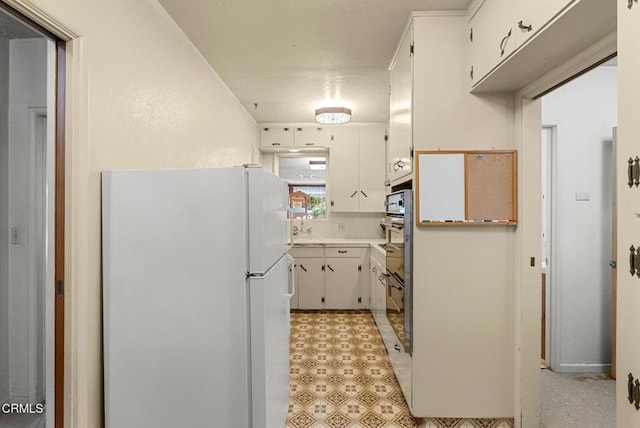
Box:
[285,254,295,298]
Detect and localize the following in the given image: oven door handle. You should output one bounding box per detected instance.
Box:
[380,222,404,230]
[382,273,404,291]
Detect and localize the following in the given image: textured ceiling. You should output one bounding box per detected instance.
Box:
[0,9,42,39]
[158,0,472,123]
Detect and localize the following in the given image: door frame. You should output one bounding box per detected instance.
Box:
[0,3,66,426]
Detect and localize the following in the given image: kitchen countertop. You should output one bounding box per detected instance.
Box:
[291,238,386,257]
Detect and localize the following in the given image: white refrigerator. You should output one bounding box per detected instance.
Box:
[102,166,292,428]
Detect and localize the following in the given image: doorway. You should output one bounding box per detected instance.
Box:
[539,59,617,427]
[0,5,64,428]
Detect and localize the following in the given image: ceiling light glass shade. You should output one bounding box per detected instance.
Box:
[315,107,351,124]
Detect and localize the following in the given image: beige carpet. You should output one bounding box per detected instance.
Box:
[287,311,514,428]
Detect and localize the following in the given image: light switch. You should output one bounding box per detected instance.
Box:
[575,192,590,201]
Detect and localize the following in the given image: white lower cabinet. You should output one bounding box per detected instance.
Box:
[325,258,361,309]
[297,257,325,309]
[289,245,369,310]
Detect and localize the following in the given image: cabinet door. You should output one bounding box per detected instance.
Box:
[325,258,361,309]
[329,127,359,212]
[260,126,294,148]
[294,126,329,147]
[514,0,573,46]
[469,0,515,86]
[389,27,413,181]
[358,126,386,212]
[297,257,325,309]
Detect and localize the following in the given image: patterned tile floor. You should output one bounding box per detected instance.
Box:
[287,311,514,428]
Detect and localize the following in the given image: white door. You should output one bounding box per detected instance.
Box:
[249,255,291,428]
[248,167,289,274]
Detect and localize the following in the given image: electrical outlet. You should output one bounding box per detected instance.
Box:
[11,226,23,245]
[338,223,345,231]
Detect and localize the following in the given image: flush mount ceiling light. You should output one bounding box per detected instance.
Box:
[315,107,351,125]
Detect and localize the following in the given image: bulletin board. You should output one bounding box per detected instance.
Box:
[415,150,517,226]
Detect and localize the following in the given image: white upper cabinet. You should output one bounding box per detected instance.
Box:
[389,26,413,182]
[329,127,360,212]
[468,0,515,87]
[358,126,386,212]
[294,126,329,147]
[259,124,330,149]
[260,126,294,148]
[468,0,582,89]
[329,125,386,213]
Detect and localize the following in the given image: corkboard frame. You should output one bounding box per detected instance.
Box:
[415,150,518,226]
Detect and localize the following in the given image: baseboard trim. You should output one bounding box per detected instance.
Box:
[557,363,611,373]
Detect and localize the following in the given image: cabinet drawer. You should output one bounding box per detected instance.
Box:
[325,247,364,258]
[289,247,324,258]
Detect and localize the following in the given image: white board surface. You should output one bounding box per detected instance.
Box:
[418,153,465,221]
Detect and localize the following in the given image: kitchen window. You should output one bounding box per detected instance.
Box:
[277,155,327,219]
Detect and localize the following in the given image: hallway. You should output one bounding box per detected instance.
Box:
[541,369,615,428]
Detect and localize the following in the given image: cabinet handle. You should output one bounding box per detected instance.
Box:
[272,142,280,146]
[394,344,401,352]
[350,190,358,198]
[499,28,512,57]
[360,190,368,198]
[327,264,334,272]
[629,0,637,10]
[338,250,347,254]
[330,200,334,207]
[518,20,533,32]
[305,142,314,146]
[470,65,474,80]
[300,264,307,272]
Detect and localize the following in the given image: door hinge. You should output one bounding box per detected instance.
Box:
[358,297,362,304]
[358,265,362,272]
[56,279,64,296]
[410,42,414,56]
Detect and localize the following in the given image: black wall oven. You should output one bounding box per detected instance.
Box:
[383,190,413,354]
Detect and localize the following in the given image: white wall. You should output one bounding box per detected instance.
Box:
[7,37,47,402]
[7,0,260,425]
[0,36,9,406]
[410,15,515,417]
[542,66,617,372]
